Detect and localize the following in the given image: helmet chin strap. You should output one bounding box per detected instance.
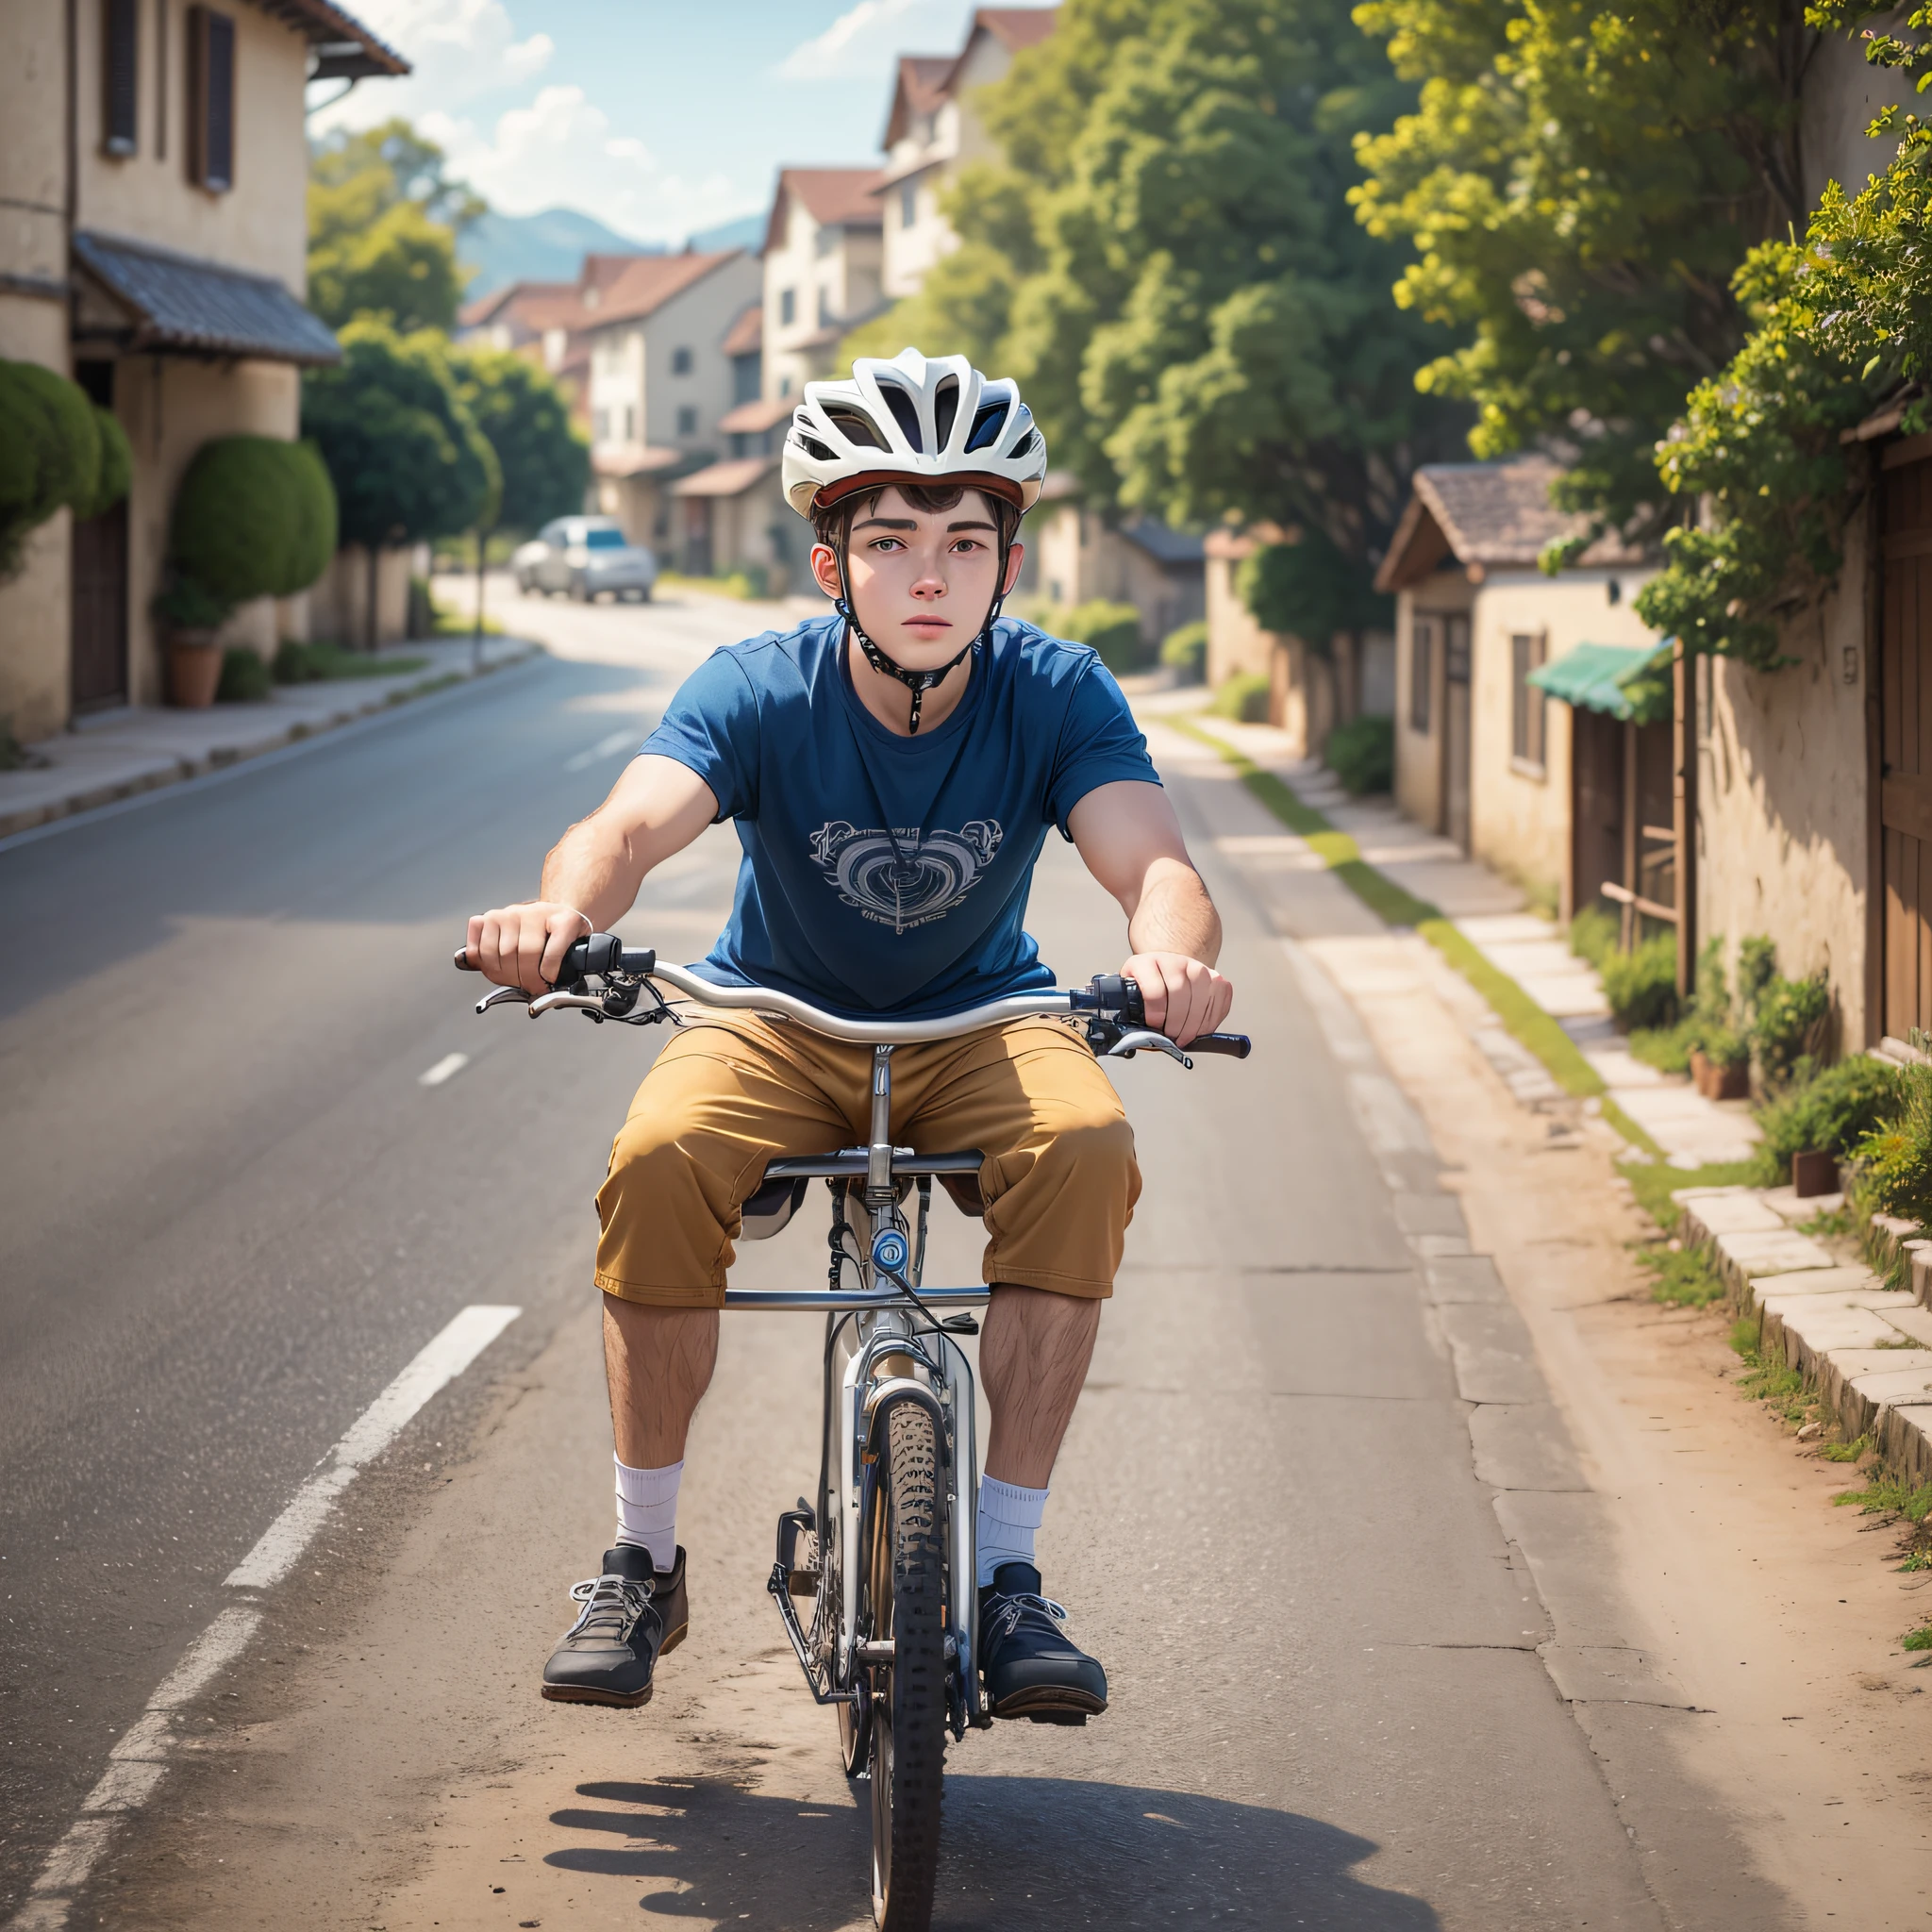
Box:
[832,540,1010,736]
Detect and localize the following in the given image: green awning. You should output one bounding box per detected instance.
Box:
[1527,641,1672,724]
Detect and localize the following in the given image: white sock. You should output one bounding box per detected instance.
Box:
[975,1474,1048,1587]
[613,1455,682,1573]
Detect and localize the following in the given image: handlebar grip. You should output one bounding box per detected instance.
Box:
[1189,1032,1252,1058]
[453,948,478,972]
[453,936,656,980]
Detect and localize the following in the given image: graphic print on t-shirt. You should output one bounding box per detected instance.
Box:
[809,818,1004,935]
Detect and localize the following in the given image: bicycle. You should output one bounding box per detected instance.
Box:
[456,934,1249,1928]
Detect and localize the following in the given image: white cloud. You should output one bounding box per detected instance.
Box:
[776,0,964,81]
[423,87,745,242]
[308,0,552,132]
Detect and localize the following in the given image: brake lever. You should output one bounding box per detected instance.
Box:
[475,985,530,1015]
[1101,1028,1193,1069]
[527,990,608,1018]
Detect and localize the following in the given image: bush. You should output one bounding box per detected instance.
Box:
[215,646,272,702]
[1160,620,1208,683]
[1756,1055,1904,1179]
[275,640,427,682]
[152,577,233,630]
[1570,904,1619,969]
[1750,969,1831,1090]
[1628,1019,1696,1074]
[1058,599,1144,673]
[171,435,339,606]
[1209,672,1271,723]
[0,359,130,576]
[1601,932,1680,1031]
[1854,1054,1932,1229]
[1325,714,1393,795]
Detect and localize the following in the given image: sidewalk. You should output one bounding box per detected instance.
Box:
[0,635,538,842]
[1161,703,1759,1169]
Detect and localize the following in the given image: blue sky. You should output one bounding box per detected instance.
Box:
[313,0,1057,244]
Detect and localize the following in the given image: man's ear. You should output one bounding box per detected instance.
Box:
[809,541,843,603]
[1002,541,1025,597]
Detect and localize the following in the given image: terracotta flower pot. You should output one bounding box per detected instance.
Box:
[1689,1049,1750,1101]
[1791,1150,1839,1198]
[167,634,222,708]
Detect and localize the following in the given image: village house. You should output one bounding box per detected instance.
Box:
[1030,475,1203,646]
[875,9,1058,301]
[760,169,886,402]
[0,0,405,740]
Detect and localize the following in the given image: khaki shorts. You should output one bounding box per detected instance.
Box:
[594,1014,1140,1308]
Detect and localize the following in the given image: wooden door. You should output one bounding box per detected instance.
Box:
[1882,451,1932,1039]
[1571,708,1623,915]
[1442,614,1472,851]
[71,497,129,713]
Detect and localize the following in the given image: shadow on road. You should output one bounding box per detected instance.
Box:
[547,1774,1438,1928]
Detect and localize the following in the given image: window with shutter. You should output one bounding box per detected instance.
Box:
[103,0,138,156]
[188,6,235,192]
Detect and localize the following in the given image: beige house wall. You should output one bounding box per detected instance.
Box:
[309,545,414,648]
[764,203,883,401]
[1698,532,1872,1049]
[1464,567,1658,904]
[1205,548,1273,686]
[1032,505,1201,644]
[696,471,794,593]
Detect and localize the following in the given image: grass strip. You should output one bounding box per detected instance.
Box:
[1165,714,1662,1144]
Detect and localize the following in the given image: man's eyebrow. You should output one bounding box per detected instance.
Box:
[853,515,917,531]
[945,519,997,532]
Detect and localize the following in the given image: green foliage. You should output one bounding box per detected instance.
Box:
[275,640,427,682]
[1628,1020,1696,1074]
[1818,1433,1871,1463]
[1903,1623,1932,1650]
[1601,933,1680,1032]
[1619,1158,1763,1234]
[1569,905,1619,970]
[1352,0,1813,550]
[1160,619,1208,683]
[453,346,588,536]
[1641,1244,1725,1307]
[1750,970,1832,1090]
[0,359,127,576]
[1054,599,1144,673]
[1755,1055,1903,1176]
[1853,1052,1932,1229]
[308,119,482,335]
[302,320,498,552]
[1239,532,1393,649]
[1325,714,1394,795]
[850,0,1465,608]
[150,577,232,630]
[170,436,339,605]
[215,647,272,703]
[1209,671,1271,722]
[1833,1471,1932,1523]
[1731,1322,1811,1421]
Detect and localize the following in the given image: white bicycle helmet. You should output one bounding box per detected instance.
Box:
[782,346,1047,516]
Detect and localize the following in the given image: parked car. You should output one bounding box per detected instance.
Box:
[512,518,657,601]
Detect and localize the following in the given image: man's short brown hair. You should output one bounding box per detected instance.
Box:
[809,480,1023,557]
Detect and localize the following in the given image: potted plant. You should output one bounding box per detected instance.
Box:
[152,578,232,708]
[1689,1025,1751,1100]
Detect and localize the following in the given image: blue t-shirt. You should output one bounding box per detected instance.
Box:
[640,613,1158,1018]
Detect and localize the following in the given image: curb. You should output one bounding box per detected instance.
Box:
[0,644,541,843]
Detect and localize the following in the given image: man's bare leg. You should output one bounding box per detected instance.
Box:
[603,1295,720,1466]
[980,1284,1101,1487]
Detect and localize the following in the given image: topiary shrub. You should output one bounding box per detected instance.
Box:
[1209,671,1271,723]
[170,435,339,608]
[215,647,273,702]
[1059,599,1144,673]
[1160,620,1208,684]
[0,359,131,576]
[1756,1055,1903,1182]
[1325,714,1393,795]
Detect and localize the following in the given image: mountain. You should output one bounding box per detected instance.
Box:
[458,208,660,300]
[685,212,766,256]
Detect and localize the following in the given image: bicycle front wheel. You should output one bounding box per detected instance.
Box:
[868,1400,947,1929]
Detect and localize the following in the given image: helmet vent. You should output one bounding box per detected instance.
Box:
[966,402,1008,452]
[1008,428,1037,459]
[795,433,837,463]
[877,382,925,453]
[824,405,888,451]
[934,375,959,450]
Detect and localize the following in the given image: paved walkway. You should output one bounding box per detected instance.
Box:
[0,635,536,841]
[1169,707,1759,1169]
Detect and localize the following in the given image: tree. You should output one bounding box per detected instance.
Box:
[1351,0,1817,553]
[847,0,1466,649]
[301,320,498,644]
[453,347,589,536]
[308,120,485,335]
[0,360,131,578]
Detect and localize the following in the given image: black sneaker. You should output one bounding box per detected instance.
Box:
[977,1560,1108,1723]
[541,1544,688,1707]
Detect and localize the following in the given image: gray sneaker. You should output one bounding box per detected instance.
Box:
[541,1543,688,1707]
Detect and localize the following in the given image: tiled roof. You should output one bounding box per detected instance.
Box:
[670,456,779,499]
[258,0,408,76]
[458,279,575,331]
[591,444,691,480]
[764,169,886,254]
[72,230,341,364]
[721,303,762,358]
[587,250,746,327]
[1375,458,1645,591]
[1120,518,1206,566]
[882,54,956,147]
[719,395,791,435]
[974,7,1058,54]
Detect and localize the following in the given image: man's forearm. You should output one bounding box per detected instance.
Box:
[1125,858,1222,965]
[538,810,648,932]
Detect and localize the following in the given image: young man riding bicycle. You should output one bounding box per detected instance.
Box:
[466,348,1233,1723]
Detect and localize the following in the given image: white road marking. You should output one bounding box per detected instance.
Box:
[563,728,639,772]
[7,1305,523,1930]
[418,1051,470,1087]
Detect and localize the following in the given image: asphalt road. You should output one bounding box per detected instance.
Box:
[0,585,1773,1928]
